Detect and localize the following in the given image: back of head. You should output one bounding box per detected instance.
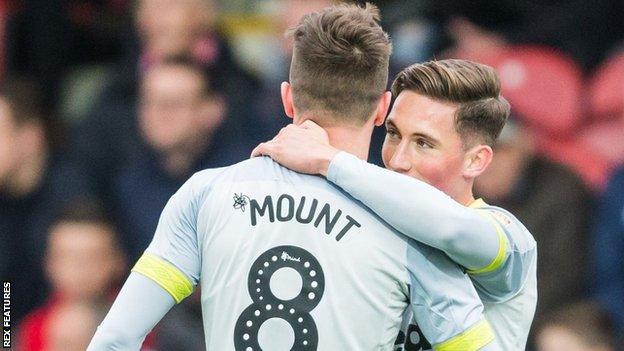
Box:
[288,2,392,126]
[392,59,510,146]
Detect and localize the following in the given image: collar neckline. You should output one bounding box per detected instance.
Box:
[468,198,488,209]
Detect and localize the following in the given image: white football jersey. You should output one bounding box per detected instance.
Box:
[473,201,538,351]
[136,157,492,350]
[396,202,537,351]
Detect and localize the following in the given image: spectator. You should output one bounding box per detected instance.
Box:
[535,301,617,351]
[112,56,248,261]
[0,78,89,326]
[71,0,258,209]
[17,200,126,351]
[474,119,592,318]
[592,166,624,336]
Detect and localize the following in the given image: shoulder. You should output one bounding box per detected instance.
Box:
[478,204,536,253]
[198,156,327,188]
[183,157,315,199]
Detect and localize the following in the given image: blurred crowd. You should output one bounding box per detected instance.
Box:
[0,0,623,350]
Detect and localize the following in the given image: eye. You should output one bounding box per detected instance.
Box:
[416,138,433,149]
[386,128,400,139]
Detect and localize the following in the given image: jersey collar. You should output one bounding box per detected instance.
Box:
[468,198,488,209]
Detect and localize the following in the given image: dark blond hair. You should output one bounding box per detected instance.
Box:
[288,2,392,125]
[391,59,510,146]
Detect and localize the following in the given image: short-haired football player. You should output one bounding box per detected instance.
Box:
[253,59,538,350]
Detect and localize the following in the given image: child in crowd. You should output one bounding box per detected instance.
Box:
[17,200,126,351]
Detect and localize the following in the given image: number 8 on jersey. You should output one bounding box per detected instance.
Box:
[234,246,325,350]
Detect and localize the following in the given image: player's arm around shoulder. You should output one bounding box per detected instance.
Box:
[326,150,508,273]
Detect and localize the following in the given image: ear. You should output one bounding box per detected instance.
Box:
[281,81,295,119]
[462,144,493,179]
[373,91,392,126]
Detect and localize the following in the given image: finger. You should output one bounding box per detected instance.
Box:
[277,127,287,137]
[251,143,270,158]
[250,144,262,158]
[285,124,300,132]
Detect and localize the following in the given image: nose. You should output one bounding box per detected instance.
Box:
[388,142,412,174]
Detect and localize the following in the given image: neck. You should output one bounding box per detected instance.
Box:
[295,113,374,160]
[451,179,476,207]
[324,124,372,160]
[458,191,476,207]
[6,147,47,197]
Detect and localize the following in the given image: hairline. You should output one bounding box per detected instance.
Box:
[393,88,494,149]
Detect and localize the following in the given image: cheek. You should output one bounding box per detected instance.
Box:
[414,155,463,191]
[381,138,394,168]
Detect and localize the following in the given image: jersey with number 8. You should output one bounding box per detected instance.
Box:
[133,157,492,350]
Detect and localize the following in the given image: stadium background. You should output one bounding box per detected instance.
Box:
[0,0,623,349]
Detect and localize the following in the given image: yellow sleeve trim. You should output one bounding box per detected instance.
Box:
[132,253,194,303]
[466,211,509,275]
[434,319,495,351]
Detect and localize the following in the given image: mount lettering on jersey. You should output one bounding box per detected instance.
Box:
[247,194,361,241]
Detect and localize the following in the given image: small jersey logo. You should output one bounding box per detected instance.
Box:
[233,193,251,212]
[281,251,301,262]
[490,210,512,227]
